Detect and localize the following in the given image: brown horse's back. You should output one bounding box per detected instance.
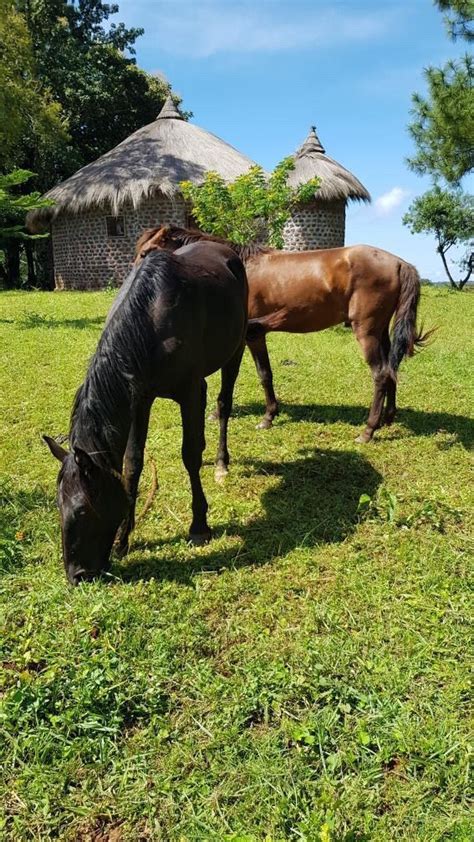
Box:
[132,224,428,442]
[246,245,403,333]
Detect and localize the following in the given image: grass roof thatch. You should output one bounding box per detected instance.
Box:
[287,127,371,203]
[28,97,257,229]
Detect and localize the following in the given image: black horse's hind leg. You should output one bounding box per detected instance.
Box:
[115,397,152,556]
[247,330,279,430]
[180,379,211,545]
[215,343,245,482]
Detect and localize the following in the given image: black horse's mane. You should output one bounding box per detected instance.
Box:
[70,251,180,469]
[165,226,274,263]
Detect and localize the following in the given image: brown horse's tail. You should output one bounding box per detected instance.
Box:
[389,261,430,377]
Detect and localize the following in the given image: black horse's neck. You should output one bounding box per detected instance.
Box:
[70,344,132,474]
[69,256,170,473]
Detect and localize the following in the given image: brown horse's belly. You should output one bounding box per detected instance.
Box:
[248,289,345,333]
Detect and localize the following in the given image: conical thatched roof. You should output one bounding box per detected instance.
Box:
[28,96,257,228]
[287,126,371,203]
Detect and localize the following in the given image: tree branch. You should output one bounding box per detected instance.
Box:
[437,243,459,288]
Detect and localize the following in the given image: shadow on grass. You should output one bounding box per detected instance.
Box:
[117,447,382,584]
[234,401,474,450]
[0,314,105,330]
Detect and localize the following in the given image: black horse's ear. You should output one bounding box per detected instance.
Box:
[43,435,68,463]
[73,447,94,476]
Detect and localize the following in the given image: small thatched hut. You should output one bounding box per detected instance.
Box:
[29,97,258,289]
[282,126,370,251]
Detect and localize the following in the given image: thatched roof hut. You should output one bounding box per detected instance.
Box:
[287,126,371,203]
[28,97,259,288]
[29,96,257,230]
[282,125,370,251]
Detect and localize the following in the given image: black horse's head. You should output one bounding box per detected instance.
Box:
[44,436,129,585]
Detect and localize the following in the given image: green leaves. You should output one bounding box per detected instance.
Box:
[181,158,320,247]
[407,56,474,185]
[0,170,54,243]
[406,4,473,287]
[0,0,67,173]
[435,0,474,42]
[403,187,473,288]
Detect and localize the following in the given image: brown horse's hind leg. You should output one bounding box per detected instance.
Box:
[215,343,245,482]
[247,333,279,430]
[354,330,391,443]
[381,328,397,426]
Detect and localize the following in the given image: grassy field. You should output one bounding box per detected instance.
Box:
[0,286,472,841]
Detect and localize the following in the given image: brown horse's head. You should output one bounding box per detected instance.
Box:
[43,436,129,585]
[134,225,214,263]
[134,224,185,263]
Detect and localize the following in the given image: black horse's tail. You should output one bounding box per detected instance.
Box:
[389,261,431,378]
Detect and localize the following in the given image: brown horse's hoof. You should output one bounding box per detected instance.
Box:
[189,530,212,546]
[355,430,374,444]
[208,409,219,422]
[214,464,228,483]
[256,418,273,430]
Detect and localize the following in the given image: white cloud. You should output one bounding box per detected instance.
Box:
[374,187,411,216]
[122,2,399,58]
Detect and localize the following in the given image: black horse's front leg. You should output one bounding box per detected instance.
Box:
[180,378,211,545]
[115,397,152,556]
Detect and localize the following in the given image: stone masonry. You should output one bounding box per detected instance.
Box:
[52,195,346,289]
[282,199,346,251]
[52,194,187,290]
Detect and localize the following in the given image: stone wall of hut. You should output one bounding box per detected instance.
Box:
[282,199,346,251]
[52,194,347,289]
[52,194,186,290]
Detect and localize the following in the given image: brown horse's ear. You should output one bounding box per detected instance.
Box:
[73,447,94,476]
[43,435,68,463]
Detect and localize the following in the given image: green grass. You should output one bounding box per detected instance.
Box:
[0,287,472,841]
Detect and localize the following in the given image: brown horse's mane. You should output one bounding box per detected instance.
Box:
[136,225,274,263]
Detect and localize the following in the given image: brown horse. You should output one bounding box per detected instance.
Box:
[135,225,429,443]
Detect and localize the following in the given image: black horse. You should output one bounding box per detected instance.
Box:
[44,241,248,585]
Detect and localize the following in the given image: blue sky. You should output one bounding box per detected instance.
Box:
[117,0,471,280]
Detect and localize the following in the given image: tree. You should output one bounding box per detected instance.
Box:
[403,187,474,289]
[407,56,474,184]
[435,0,474,41]
[1,1,180,286]
[0,0,67,287]
[0,0,67,173]
[16,0,175,184]
[0,170,54,287]
[407,2,473,184]
[181,158,320,249]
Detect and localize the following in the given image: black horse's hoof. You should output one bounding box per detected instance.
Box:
[114,539,130,558]
[257,418,273,430]
[189,530,212,546]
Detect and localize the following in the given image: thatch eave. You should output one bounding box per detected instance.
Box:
[288,126,371,205]
[27,98,258,231]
